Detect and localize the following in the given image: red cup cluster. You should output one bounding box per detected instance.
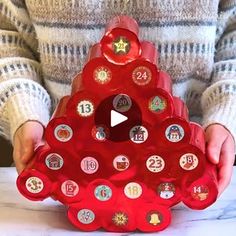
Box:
[16,15,218,232]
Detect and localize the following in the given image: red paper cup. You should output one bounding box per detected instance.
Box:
[126,60,158,90]
[67,202,101,231]
[82,43,123,93]
[103,143,139,184]
[119,181,148,205]
[54,178,84,205]
[167,145,206,181]
[189,122,206,153]
[157,70,173,94]
[154,116,191,149]
[101,200,136,232]
[82,58,122,93]
[137,149,171,182]
[45,116,78,150]
[50,96,70,119]
[136,203,171,232]
[71,73,83,95]
[154,179,181,207]
[137,88,174,125]
[66,90,101,121]
[173,96,189,121]
[101,16,141,64]
[105,15,139,36]
[128,122,154,147]
[125,41,158,90]
[17,169,52,201]
[181,162,218,210]
[74,148,104,183]
[34,146,80,183]
[140,41,158,65]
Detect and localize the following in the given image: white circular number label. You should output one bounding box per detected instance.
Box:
[26,177,44,194]
[61,180,79,197]
[129,126,148,144]
[124,182,142,199]
[94,185,112,201]
[146,155,165,173]
[80,157,99,174]
[94,66,112,84]
[179,153,199,170]
[77,100,94,117]
[54,124,73,142]
[165,124,184,142]
[113,155,130,171]
[77,209,95,224]
[132,66,152,86]
[45,153,64,170]
[113,94,132,113]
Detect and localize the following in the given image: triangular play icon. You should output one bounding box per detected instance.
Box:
[110,110,128,127]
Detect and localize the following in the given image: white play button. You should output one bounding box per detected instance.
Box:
[111,110,128,127]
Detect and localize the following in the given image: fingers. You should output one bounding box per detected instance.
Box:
[21,143,34,163]
[13,148,25,174]
[13,137,35,174]
[217,135,235,196]
[205,126,227,165]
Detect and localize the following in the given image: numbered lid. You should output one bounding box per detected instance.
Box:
[54,178,84,205]
[154,117,191,149]
[66,90,100,120]
[181,162,218,210]
[45,117,77,149]
[155,181,181,207]
[136,203,171,232]
[16,169,52,201]
[101,202,136,232]
[101,16,141,65]
[86,179,117,206]
[182,179,218,210]
[67,203,101,231]
[137,88,174,125]
[82,55,123,93]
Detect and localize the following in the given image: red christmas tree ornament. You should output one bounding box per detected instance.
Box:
[16,16,219,232]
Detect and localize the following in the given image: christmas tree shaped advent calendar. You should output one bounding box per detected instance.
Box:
[16,16,218,233]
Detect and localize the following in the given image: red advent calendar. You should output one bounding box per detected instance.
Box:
[16,16,218,232]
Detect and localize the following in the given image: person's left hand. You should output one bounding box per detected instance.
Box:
[205,124,235,196]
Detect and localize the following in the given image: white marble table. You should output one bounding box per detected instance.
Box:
[0,167,236,236]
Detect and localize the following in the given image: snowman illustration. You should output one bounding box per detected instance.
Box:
[158,183,175,199]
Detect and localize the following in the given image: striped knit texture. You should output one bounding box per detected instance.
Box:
[0,0,236,142]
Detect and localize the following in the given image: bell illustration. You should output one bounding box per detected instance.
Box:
[149,213,161,226]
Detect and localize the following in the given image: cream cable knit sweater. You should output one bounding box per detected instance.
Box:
[0,0,236,143]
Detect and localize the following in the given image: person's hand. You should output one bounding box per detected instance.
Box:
[205,124,235,196]
[13,121,44,174]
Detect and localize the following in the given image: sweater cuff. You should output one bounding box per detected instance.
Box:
[201,82,236,143]
[6,93,50,141]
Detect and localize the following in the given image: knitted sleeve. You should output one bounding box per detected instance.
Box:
[0,1,51,141]
[201,0,236,141]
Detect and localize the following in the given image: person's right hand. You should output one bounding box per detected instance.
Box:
[13,121,44,174]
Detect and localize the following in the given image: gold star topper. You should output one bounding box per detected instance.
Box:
[113,37,130,54]
[112,212,128,226]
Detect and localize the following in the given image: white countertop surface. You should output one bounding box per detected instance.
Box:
[0,167,236,236]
